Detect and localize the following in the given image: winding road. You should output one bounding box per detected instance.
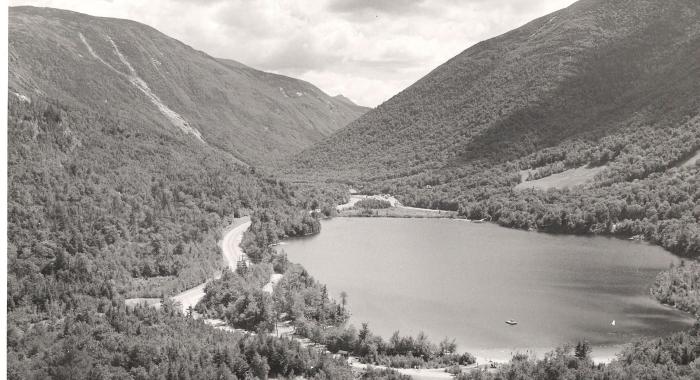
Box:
[171,219,251,314]
[132,201,469,379]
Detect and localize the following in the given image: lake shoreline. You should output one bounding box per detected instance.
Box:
[338,207,458,218]
[285,214,697,369]
[336,193,459,219]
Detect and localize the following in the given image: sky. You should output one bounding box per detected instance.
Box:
[9,0,577,107]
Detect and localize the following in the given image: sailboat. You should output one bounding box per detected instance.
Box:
[611,320,616,326]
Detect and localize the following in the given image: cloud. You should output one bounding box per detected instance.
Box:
[9,0,577,107]
[327,0,425,15]
[169,0,223,3]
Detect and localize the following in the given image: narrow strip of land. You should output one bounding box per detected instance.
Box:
[337,194,457,218]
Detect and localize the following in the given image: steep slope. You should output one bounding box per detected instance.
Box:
[294,0,700,179]
[292,0,700,257]
[8,10,359,377]
[6,95,357,380]
[9,6,368,165]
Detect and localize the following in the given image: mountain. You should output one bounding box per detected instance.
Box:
[292,0,700,257]
[333,94,359,107]
[293,0,700,178]
[6,92,356,378]
[9,6,368,165]
[6,2,700,379]
[8,7,358,379]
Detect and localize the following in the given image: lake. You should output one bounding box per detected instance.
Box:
[280,217,695,362]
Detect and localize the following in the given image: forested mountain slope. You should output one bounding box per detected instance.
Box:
[9,6,367,165]
[292,0,700,257]
[7,70,357,379]
[8,9,360,375]
[295,0,699,177]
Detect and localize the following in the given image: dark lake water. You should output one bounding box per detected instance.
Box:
[280,218,695,362]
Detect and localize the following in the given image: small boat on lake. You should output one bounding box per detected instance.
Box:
[505,319,518,326]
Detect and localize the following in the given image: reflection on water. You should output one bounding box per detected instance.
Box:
[282,218,695,362]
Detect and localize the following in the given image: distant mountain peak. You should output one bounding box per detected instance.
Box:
[9,6,367,164]
[333,94,361,107]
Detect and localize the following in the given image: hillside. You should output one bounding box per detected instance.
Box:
[7,7,362,378]
[295,0,699,177]
[9,6,368,165]
[292,0,700,257]
[6,2,700,379]
[7,36,360,380]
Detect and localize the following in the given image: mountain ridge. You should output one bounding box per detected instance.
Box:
[9,6,368,165]
[292,0,700,179]
[288,0,700,258]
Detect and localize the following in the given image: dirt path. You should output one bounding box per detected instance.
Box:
[348,357,479,379]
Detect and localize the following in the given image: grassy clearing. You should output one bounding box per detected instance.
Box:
[515,165,606,191]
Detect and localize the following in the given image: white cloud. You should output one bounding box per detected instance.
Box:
[9,0,576,107]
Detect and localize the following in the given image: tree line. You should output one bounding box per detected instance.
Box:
[7,96,407,379]
[457,324,700,379]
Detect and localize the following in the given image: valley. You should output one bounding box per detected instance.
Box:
[6,0,700,379]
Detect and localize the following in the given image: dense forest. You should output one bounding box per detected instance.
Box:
[652,261,700,317]
[5,96,404,379]
[292,0,700,180]
[457,325,700,379]
[372,120,700,258]
[294,115,700,259]
[8,95,294,301]
[288,0,700,260]
[8,0,700,378]
[8,94,700,378]
[241,206,323,264]
[9,299,360,379]
[197,207,478,370]
[293,322,477,370]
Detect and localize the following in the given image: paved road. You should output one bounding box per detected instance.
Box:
[171,220,251,314]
